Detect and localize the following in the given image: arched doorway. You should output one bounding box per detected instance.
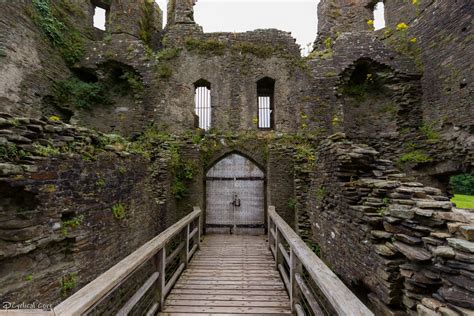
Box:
[206,153,265,235]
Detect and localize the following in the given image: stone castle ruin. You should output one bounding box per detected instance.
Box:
[0,0,472,315]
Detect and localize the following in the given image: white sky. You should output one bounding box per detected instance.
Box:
[94,1,385,55]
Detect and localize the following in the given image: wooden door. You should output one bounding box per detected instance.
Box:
[206,154,265,235]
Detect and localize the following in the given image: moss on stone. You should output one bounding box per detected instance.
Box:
[185,37,226,55]
[31,0,85,66]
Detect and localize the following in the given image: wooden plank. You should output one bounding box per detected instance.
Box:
[166,294,287,302]
[295,303,305,316]
[54,208,201,316]
[268,206,373,316]
[187,244,198,261]
[165,263,185,296]
[173,284,285,290]
[278,264,290,293]
[158,247,166,307]
[179,274,281,281]
[159,313,291,316]
[165,300,290,307]
[188,227,198,241]
[117,272,159,316]
[162,306,291,314]
[278,243,290,265]
[169,289,289,296]
[295,273,324,316]
[176,280,283,286]
[166,242,185,266]
[146,303,159,316]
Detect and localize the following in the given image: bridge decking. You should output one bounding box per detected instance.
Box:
[160,234,292,315]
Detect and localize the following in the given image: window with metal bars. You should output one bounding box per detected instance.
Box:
[257,77,275,129]
[194,79,212,131]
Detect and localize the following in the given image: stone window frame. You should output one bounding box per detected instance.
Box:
[91,0,111,31]
[256,77,276,130]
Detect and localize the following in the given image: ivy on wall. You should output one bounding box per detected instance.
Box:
[31,0,85,66]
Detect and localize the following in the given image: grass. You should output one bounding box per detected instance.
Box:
[451,195,474,209]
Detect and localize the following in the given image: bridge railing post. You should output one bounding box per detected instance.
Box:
[157,247,166,310]
[275,227,280,269]
[185,223,190,267]
[290,247,302,312]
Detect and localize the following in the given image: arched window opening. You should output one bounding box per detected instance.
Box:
[257,77,275,129]
[194,79,211,131]
[373,1,386,30]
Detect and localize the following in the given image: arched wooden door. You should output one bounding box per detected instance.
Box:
[206,153,265,235]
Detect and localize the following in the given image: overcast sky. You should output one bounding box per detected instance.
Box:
[94,1,385,55]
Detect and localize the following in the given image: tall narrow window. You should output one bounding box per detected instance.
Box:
[373,1,386,30]
[194,79,211,130]
[93,6,107,30]
[257,77,275,129]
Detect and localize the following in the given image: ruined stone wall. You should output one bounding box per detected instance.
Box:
[306,133,474,315]
[313,0,473,192]
[0,112,174,308]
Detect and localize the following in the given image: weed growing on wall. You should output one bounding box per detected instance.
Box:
[185,37,226,55]
[139,0,158,47]
[60,273,77,296]
[397,150,432,165]
[34,144,61,157]
[61,215,84,237]
[31,0,85,66]
[112,203,126,220]
[0,144,29,161]
[419,121,440,142]
[53,78,110,109]
[287,198,297,211]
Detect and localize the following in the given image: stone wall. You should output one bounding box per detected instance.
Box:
[306,133,474,315]
[313,0,473,192]
[0,112,174,308]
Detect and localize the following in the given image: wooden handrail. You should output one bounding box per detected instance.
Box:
[53,207,202,316]
[268,206,373,316]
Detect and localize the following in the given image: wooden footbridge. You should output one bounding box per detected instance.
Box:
[24,207,373,316]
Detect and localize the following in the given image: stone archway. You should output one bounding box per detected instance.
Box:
[205,153,265,235]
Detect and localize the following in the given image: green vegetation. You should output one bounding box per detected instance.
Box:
[185,37,226,55]
[420,121,440,141]
[53,77,110,109]
[31,0,85,65]
[287,198,297,211]
[232,42,275,58]
[377,198,390,216]
[96,178,106,188]
[307,48,333,60]
[397,150,432,164]
[60,273,77,296]
[450,174,474,195]
[156,64,173,78]
[61,215,84,237]
[138,0,157,47]
[169,145,197,200]
[0,144,29,161]
[385,23,423,71]
[25,274,33,282]
[120,71,144,93]
[34,144,61,157]
[148,47,181,79]
[309,242,321,257]
[112,202,126,220]
[451,195,474,209]
[316,186,326,203]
